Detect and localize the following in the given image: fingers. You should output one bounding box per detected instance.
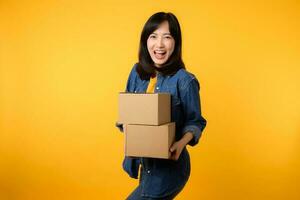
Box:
[170,142,181,160]
[170,143,177,152]
[172,154,179,161]
[170,141,179,151]
[170,148,179,161]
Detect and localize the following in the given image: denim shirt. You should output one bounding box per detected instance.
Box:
[116,63,207,198]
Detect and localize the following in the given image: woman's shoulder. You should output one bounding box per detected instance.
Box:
[172,68,200,91]
[130,62,139,73]
[127,63,139,79]
[175,68,198,82]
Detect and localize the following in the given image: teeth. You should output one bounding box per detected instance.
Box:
[155,51,166,54]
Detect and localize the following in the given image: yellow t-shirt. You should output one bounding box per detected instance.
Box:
[146,75,157,93]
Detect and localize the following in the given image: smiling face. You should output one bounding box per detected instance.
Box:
[147,21,175,68]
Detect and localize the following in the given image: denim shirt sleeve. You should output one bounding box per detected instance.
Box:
[122,156,140,179]
[180,77,207,146]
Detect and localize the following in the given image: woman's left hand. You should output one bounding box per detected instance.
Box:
[169,140,185,161]
[169,132,194,161]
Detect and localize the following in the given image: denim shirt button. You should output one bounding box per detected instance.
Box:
[156,87,159,90]
[147,170,150,174]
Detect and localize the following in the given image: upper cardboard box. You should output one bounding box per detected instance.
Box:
[118,93,171,125]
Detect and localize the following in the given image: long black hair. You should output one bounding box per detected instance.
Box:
[136,12,185,80]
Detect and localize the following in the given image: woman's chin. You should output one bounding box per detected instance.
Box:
[154,62,166,68]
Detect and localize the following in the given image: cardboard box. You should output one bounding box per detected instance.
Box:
[124,122,175,159]
[118,93,170,125]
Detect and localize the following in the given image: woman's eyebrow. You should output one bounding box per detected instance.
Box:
[151,32,171,35]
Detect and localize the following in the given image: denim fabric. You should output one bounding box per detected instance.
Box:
[126,157,186,200]
[116,63,207,198]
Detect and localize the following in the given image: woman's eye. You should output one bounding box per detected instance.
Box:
[149,35,156,38]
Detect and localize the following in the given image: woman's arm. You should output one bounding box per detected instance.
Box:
[170,76,207,160]
[180,78,207,146]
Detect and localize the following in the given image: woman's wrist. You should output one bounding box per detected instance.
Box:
[180,132,194,146]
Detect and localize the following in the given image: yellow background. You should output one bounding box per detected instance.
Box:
[1,0,299,199]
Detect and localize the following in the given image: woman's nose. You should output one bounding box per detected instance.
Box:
[156,37,164,47]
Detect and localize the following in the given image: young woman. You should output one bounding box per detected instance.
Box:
[116,12,207,200]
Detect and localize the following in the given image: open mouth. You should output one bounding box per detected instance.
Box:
[154,50,166,59]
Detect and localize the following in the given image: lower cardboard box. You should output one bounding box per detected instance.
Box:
[124,122,175,159]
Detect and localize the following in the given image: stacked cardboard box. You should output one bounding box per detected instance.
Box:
[118,93,175,159]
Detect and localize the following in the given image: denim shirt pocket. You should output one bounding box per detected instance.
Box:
[132,79,148,93]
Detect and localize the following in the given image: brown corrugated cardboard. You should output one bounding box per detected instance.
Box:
[124,122,175,159]
[118,93,170,125]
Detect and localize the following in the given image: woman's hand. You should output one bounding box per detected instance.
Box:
[170,140,185,161]
[169,132,194,161]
